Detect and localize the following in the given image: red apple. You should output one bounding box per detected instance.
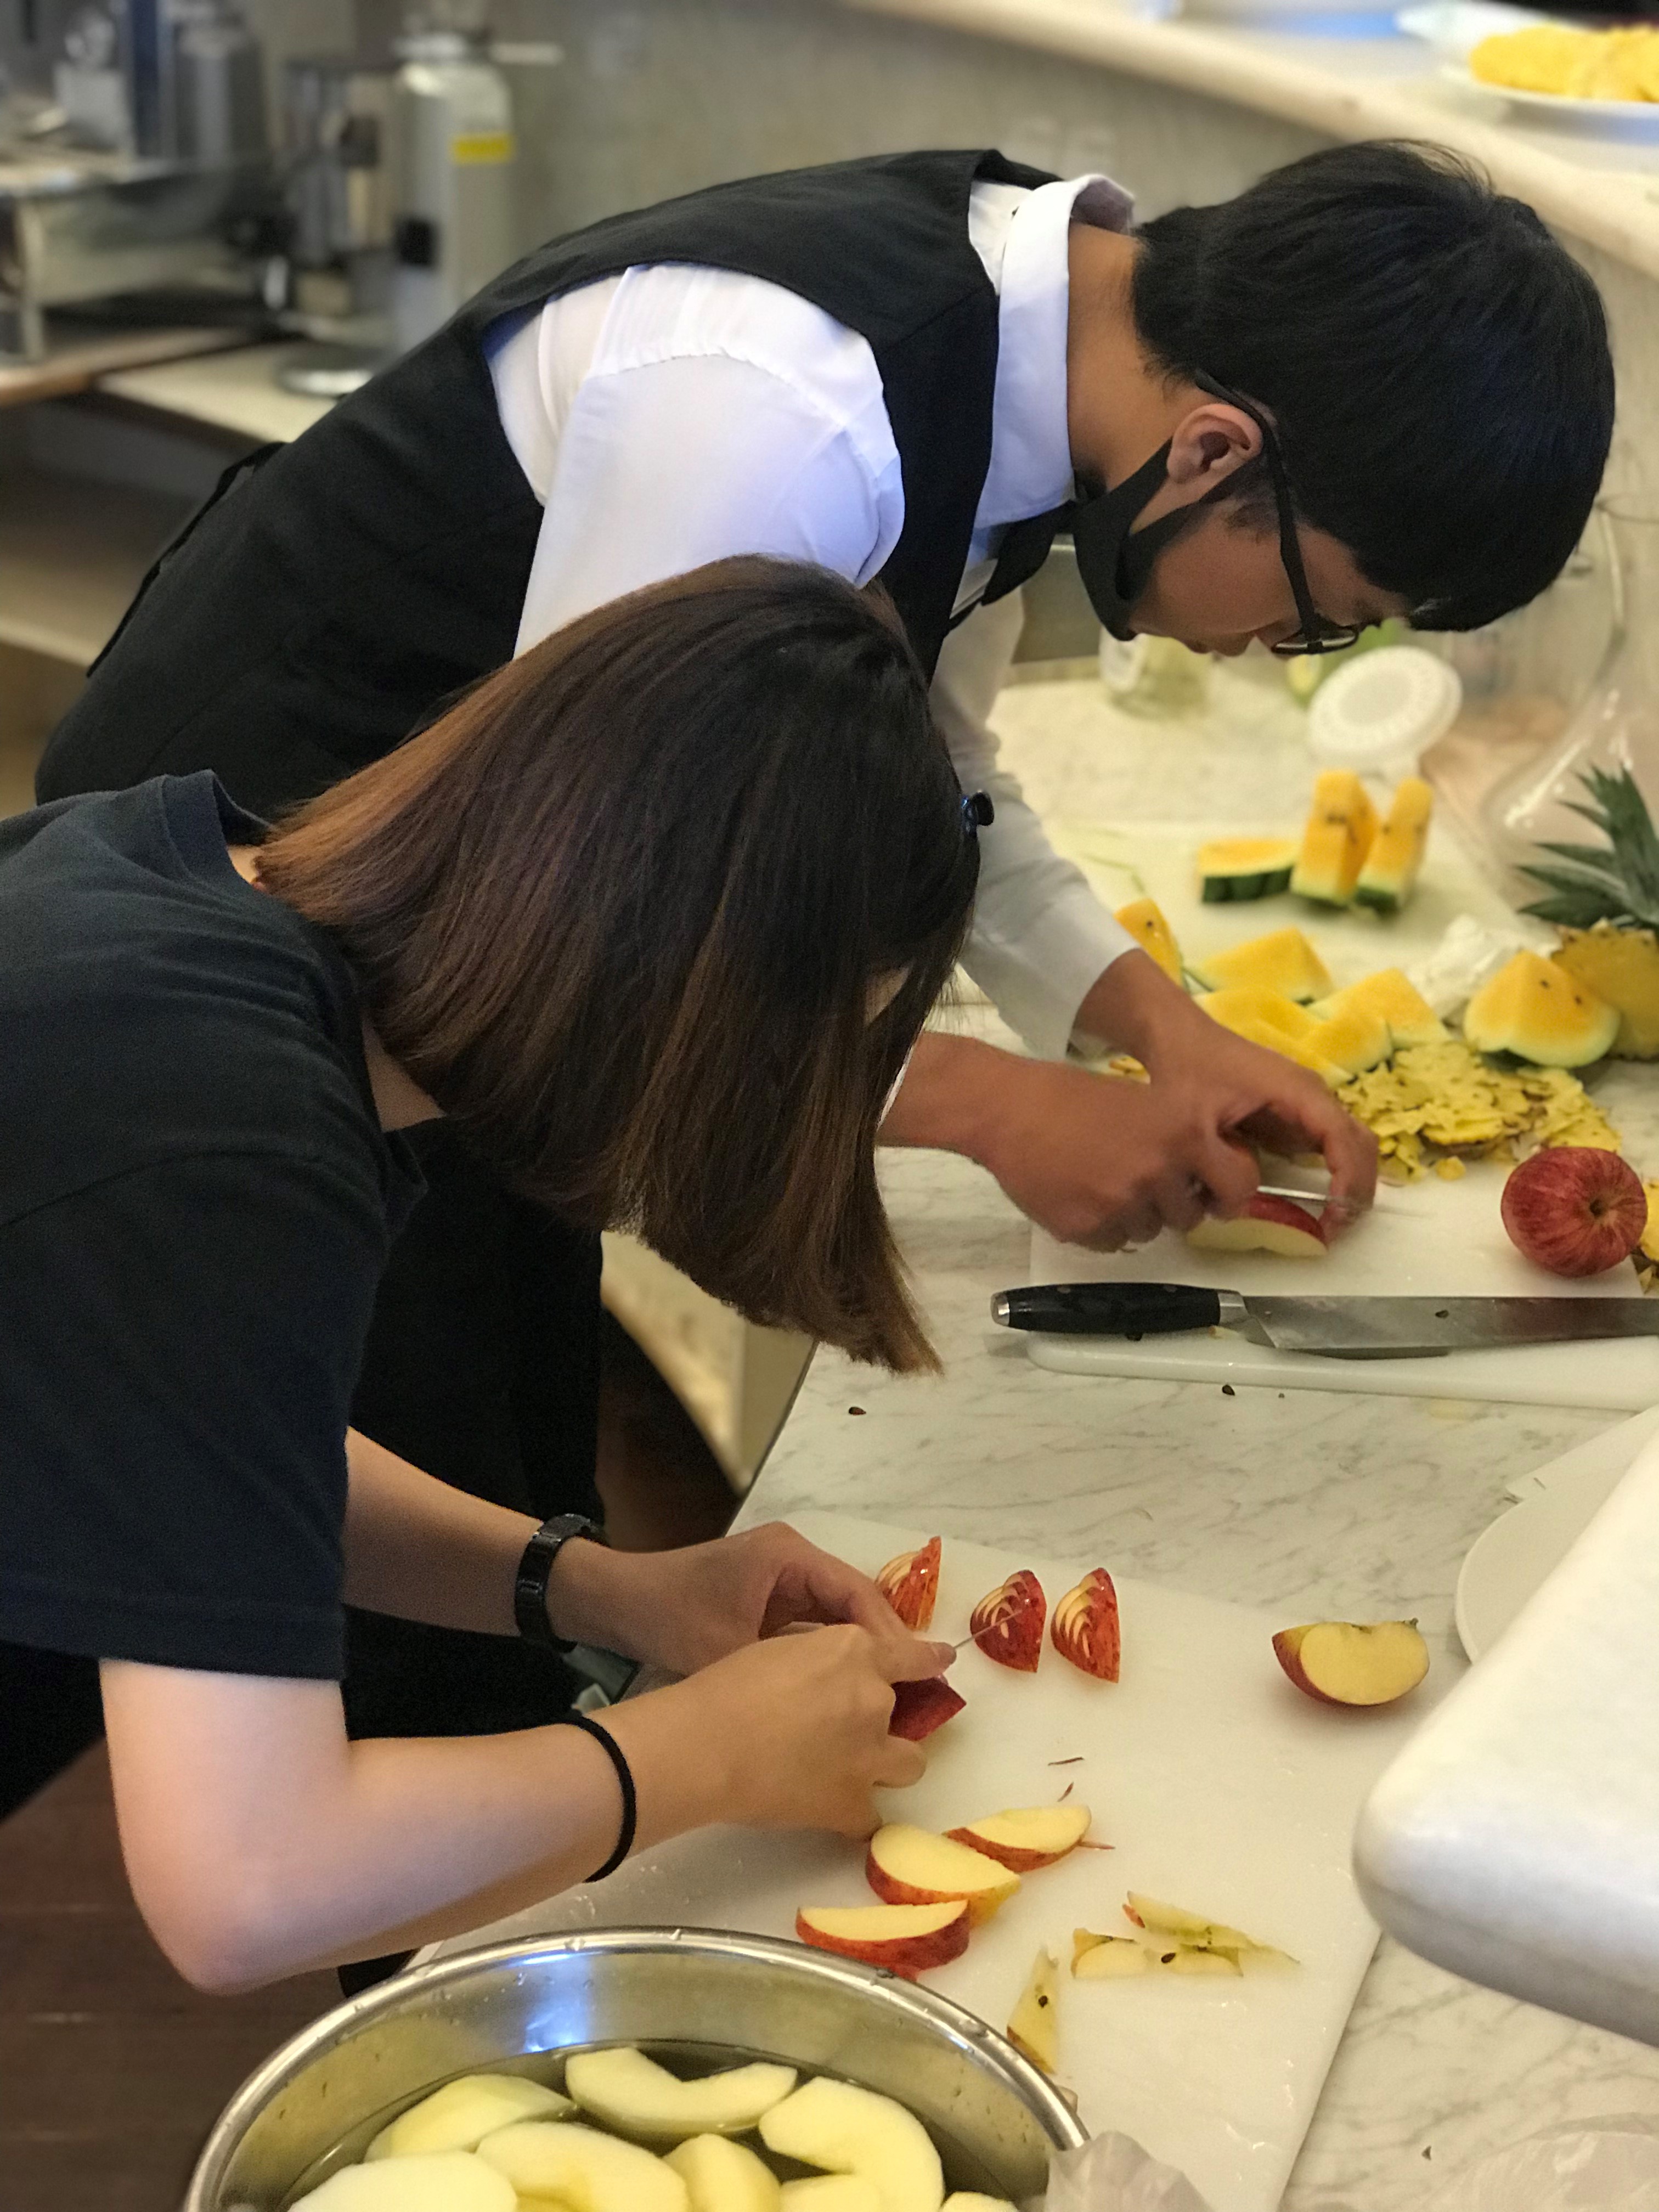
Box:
[1501,1147,1647,1278]
[874,1535,941,1632]
[1272,1620,1429,1707]
[865,1823,1021,1925]
[1187,1193,1328,1260]
[794,1900,969,1977]
[1050,1568,1120,1683]
[968,1570,1046,1672]
[887,1675,965,1742]
[945,1803,1092,1871]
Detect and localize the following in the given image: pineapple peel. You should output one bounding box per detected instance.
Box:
[1337,1039,1620,1180]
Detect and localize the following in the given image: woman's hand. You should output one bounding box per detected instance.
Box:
[557,1521,930,1677]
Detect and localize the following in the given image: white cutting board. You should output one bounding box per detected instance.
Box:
[462,1515,1441,2212]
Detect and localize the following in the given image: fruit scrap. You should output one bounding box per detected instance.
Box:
[1072,1895,1298,1979]
[1006,1947,1060,2075]
[1273,1620,1429,1707]
[1049,1569,1121,1682]
[874,1536,941,1632]
[968,1570,1046,1672]
[1501,1146,1647,1278]
[1336,1037,1618,1182]
[886,1675,965,1743]
[944,1804,1092,1872]
[794,1900,970,1978]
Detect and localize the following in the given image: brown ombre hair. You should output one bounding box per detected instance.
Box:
[257,558,977,1372]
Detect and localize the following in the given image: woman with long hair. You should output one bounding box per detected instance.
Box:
[0,558,975,1988]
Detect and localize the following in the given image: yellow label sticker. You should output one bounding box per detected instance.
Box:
[450,131,515,165]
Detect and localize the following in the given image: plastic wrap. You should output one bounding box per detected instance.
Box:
[1424,2119,1659,2210]
[1035,2132,1215,2211]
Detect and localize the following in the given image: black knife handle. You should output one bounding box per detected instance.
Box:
[992,1283,1223,1337]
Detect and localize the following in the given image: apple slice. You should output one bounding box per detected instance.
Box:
[1187,1194,1328,1261]
[866,1825,1020,1926]
[887,1676,965,1742]
[475,2121,687,2211]
[292,2153,517,2212]
[667,2134,782,2212]
[944,1804,1092,1872]
[780,2181,882,2212]
[795,1901,969,1978]
[874,1536,941,1631]
[563,2046,795,2142]
[1049,1569,1120,1683]
[1071,1931,1150,1979]
[968,1571,1046,1672]
[366,2073,574,2160]
[759,2076,944,2212]
[1006,1947,1059,2076]
[1273,1619,1429,1707]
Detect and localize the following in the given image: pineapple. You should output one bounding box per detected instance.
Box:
[1520,767,1659,1058]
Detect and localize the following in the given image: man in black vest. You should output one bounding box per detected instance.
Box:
[32,143,1612,1768]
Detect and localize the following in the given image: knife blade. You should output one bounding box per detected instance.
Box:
[991,1282,1659,1359]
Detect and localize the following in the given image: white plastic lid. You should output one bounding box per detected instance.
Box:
[1307,645,1463,775]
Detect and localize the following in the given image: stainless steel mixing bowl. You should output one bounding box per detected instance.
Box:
[184,1926,1088,2208]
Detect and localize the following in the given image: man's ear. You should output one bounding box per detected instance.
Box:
[1164,401,1262,498]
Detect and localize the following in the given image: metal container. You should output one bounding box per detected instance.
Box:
[185,1927,1087,2209]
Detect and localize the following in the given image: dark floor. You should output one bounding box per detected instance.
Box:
[2,1322,735,2211]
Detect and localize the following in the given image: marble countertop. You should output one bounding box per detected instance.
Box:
[737,667,1659,2208]
[850,0,1659,280]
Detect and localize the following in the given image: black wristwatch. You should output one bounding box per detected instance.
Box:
[514,1513,606,1652]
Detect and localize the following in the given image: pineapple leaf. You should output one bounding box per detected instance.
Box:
[1517,768,1659,929]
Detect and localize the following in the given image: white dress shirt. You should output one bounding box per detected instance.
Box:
[487,173,1139,1058]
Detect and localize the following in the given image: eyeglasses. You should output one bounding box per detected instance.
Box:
[1190,371,1361,660]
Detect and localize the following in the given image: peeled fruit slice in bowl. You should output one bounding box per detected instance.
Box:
[781,2180,882,2212]
[795,1900,970,1977]
[667,2133,782,2212]
[293,2153,517,2212]
[1006,1947,1059,2075]
[944,1803,1092,1871]
[365,2073,573,2159]
[563,2046,795,2141]
[477,2119,687,2210]
[874,1536,941,1631]
[1187,1194,1328,1261]
[968,1570,1045,1671]
[866,1824,1020,1925]
[759,2076,944,2212]
[887,1675,965,1742]
[943,2197,1018,2212]
[1501,1146,1647,1277]
[1051,1567,1121,1681]
[1273,1620,1429,1707]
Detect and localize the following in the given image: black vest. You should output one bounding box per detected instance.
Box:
[40,149,1052,820]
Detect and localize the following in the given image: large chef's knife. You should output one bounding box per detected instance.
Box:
[991,1282,1659,1359]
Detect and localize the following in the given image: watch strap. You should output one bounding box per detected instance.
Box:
[515,1513,605,1651]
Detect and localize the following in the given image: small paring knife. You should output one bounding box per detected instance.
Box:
[991,1282,1659,1359]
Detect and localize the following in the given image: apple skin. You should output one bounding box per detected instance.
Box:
[874,1536,941,1632]
[1188,1193,1328,1260]
[1273,1619,1430,1707]
[1501,1147,1647,1278]
[1050,1568,1120,1683]
[968,1570,1046,1672]
[944,1804,1091,1872]
[794,1901,969,1978]
[886,1675,965,1742]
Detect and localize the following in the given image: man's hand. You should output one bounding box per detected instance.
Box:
[882,953,1375,1251]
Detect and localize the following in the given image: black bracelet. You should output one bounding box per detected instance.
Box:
[560,1711,637,1881]
[515,1513,606,1652]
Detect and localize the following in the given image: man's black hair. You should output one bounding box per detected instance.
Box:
[1129,141,1614,631]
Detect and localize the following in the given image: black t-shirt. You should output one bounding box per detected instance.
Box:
[0,774,423,1680]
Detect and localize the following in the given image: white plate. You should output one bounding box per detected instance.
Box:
[1442,59,1659,134]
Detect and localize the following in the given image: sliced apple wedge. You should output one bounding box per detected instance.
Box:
[667,2132,782,2212]
[887,1675,965,1743]
[780,2180,882,2212]
[967,1571,1045,1672]
[866,1824,1020,1926]
[874,1536,941,1632]
[1006,1947,1059,2075]
[1187,1194,1328,1261]
[563,2046,795,2142]
[1272,1619,1429,1707]
[476,2120,687,2211]
[365,2072,574,2160]
[944,1804,1091,1872]
[759,2076,944,2212]
[795,1901,969,1977]
[1071,1931,1150,1979]
[1049,1569,1120,1683]
[293,2152,517,2212]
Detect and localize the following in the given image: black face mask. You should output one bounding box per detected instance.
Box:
[1069,442,1195,640]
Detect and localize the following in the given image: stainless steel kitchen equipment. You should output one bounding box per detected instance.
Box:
[183,1927,1087,2210]
[388,20,514,357]
[277,55,397,394]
